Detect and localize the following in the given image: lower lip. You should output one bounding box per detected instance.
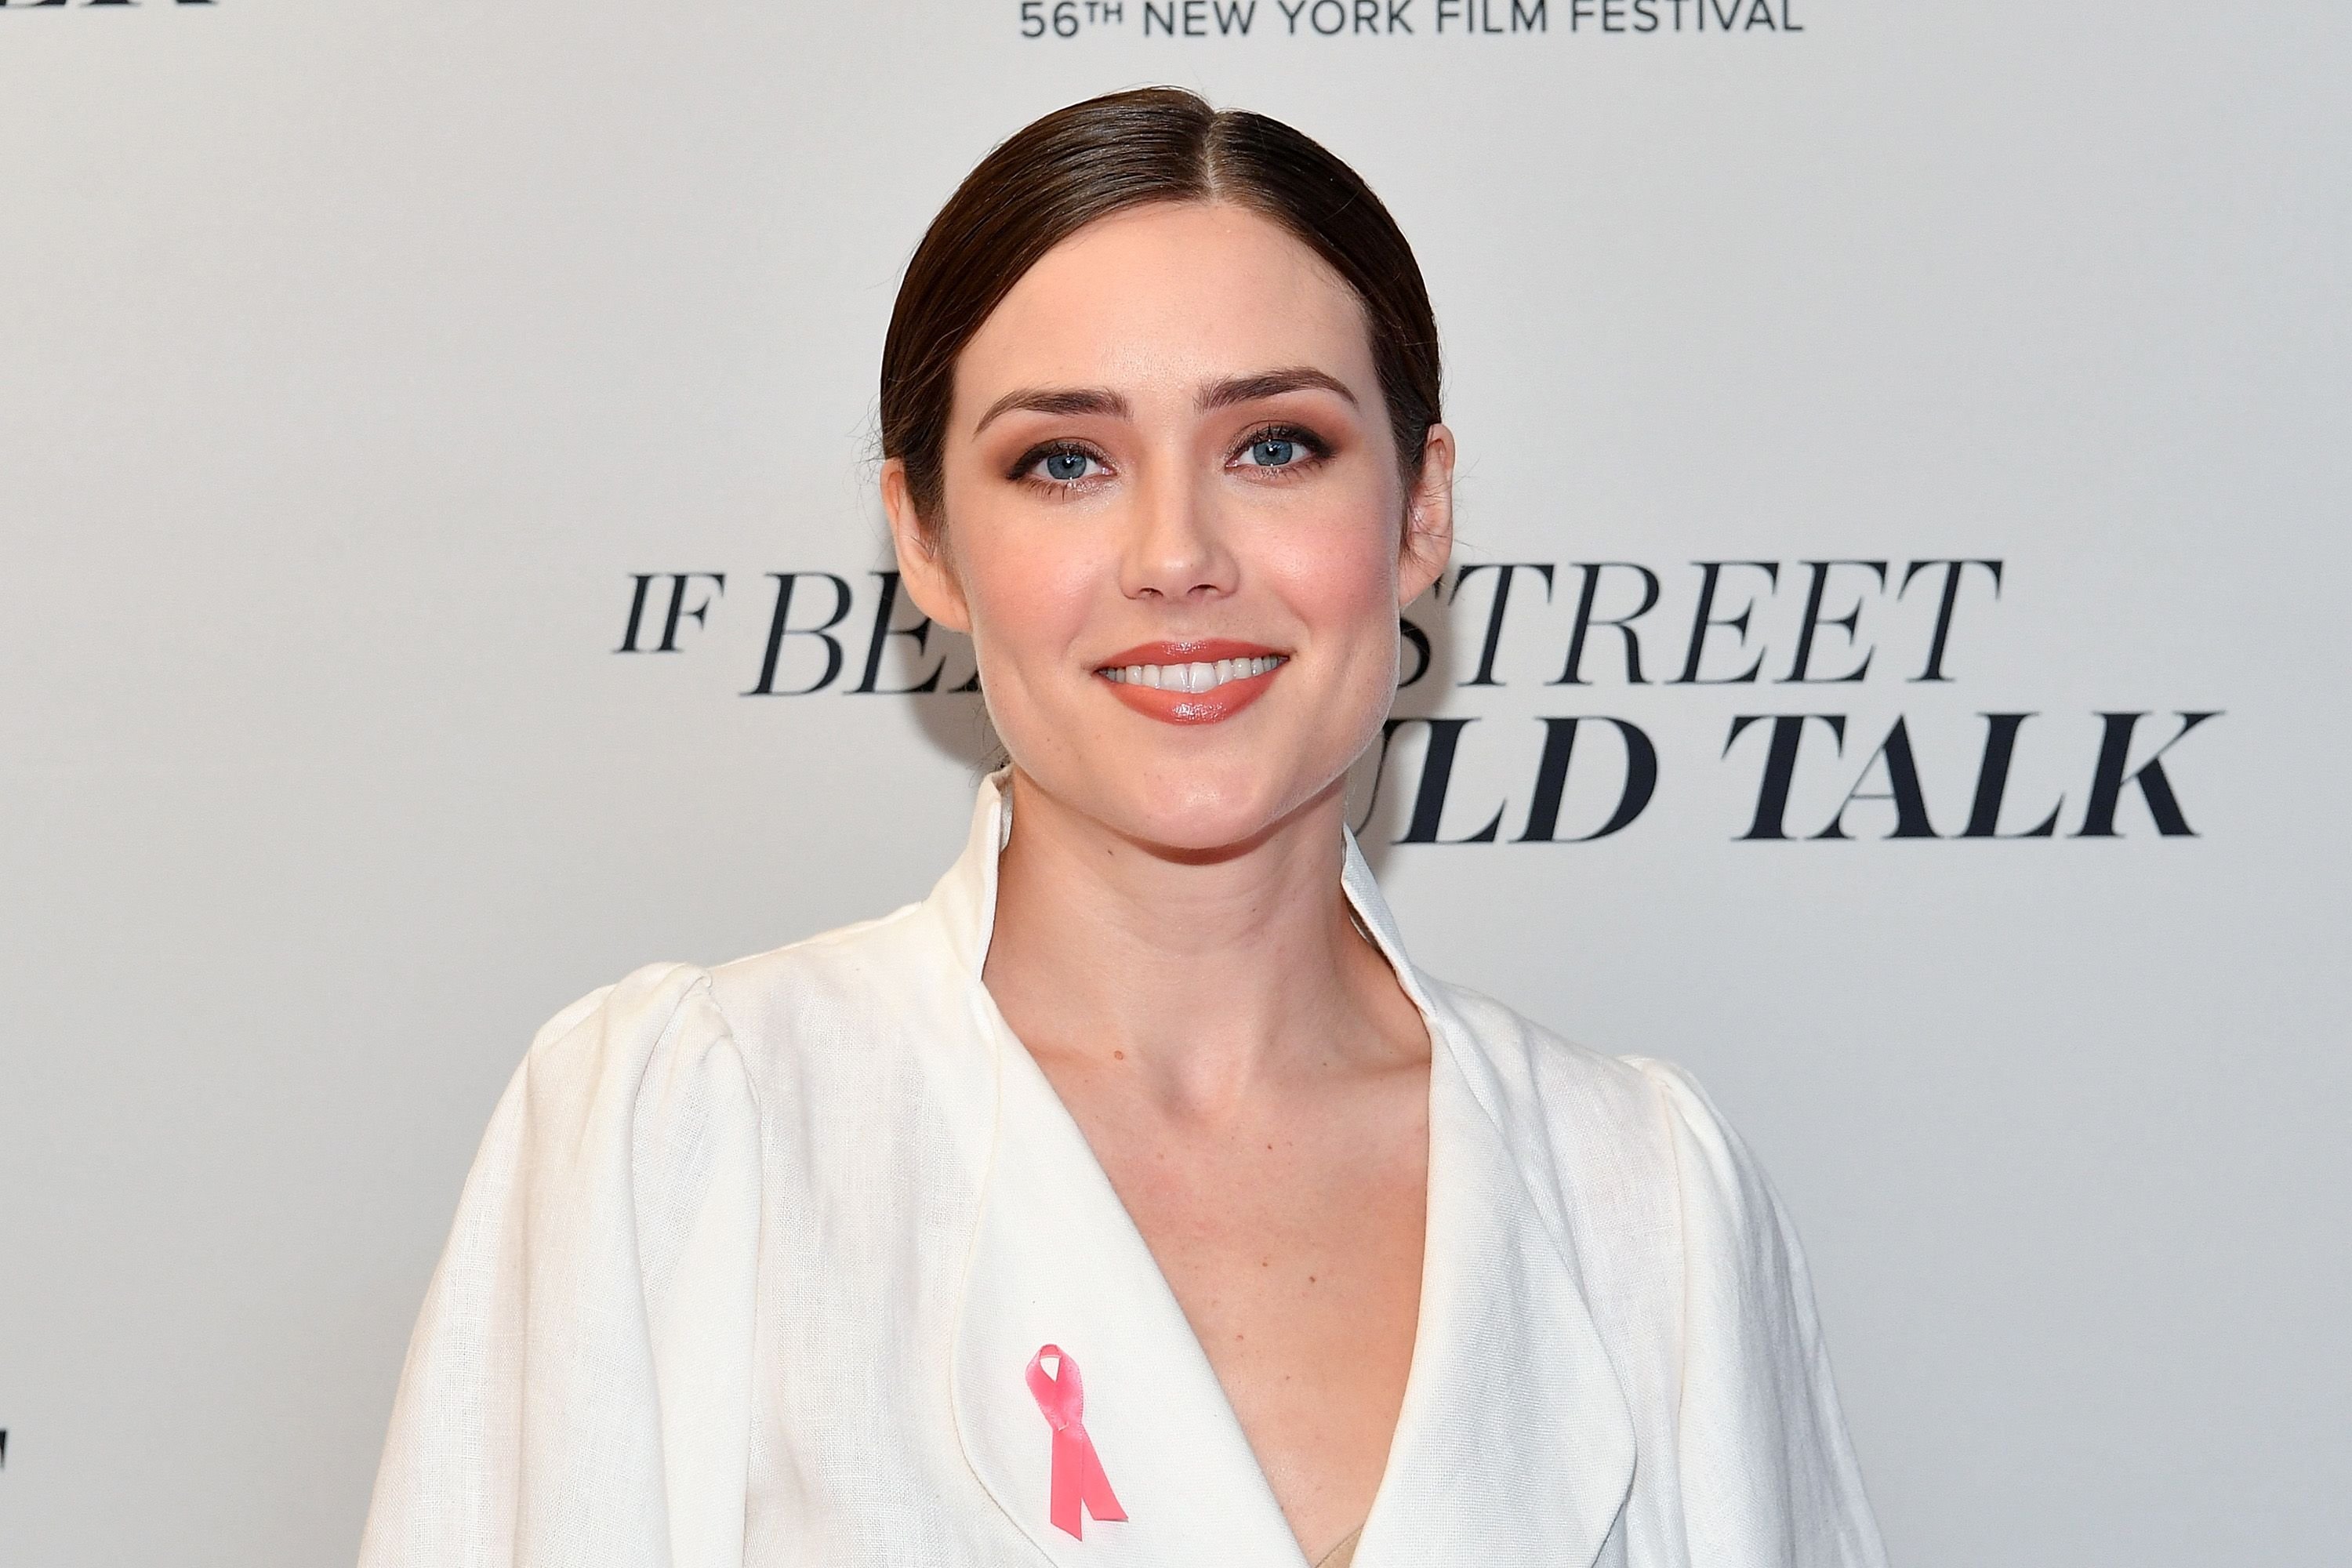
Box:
[1098,665,1283,726]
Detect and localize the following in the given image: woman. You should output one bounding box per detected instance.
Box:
[359,88,1888,1568]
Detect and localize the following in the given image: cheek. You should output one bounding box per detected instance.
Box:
[939,492,1102,676]
[1265,486,1406,644]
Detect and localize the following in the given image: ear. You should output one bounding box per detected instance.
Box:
[881,457,972,634]
[1397,422,1456,606]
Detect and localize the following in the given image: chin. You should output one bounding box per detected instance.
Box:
[1004,688,1384,858]
[1098,754,1343,859]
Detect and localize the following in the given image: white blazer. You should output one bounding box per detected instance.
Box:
[359,773,1889,1568]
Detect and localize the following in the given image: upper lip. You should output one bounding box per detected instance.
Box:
[1094,638,1285,670]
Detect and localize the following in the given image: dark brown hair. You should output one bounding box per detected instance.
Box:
[879,87,1443,527]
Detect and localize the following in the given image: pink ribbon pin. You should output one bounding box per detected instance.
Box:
[1025,1344,1127,1539]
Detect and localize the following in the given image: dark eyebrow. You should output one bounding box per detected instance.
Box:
[1197,367,1359,412]
[971,368,1359,437]
[973,387,1132,436]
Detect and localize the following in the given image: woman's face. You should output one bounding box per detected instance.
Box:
[884,201,1454,855]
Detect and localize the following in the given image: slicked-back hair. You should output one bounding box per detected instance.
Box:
[879,86,1443,530]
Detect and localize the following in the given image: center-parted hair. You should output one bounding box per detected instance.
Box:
[880,87,1443,528]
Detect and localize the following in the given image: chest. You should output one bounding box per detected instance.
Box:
[1058,1073,1431,1555]
[728,982,1661,1568]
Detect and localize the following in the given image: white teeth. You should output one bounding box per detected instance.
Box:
[1100,655,1286,691]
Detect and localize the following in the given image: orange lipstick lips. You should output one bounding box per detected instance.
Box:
[1094,639,1288,726]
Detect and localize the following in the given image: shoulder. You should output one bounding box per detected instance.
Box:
[1421,975,1797,1263]
[506,961,758,1163]
[702,897,946,1044]
[1617,1051,1817,1298]
[1422,975,1678,1150]
[1425,975,1837,1338]
[1427,976,1763,1161]
[1613,1052,1777,1211]
[514,896,950,1125]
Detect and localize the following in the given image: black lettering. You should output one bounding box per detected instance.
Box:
[1675,561,1780,684]
[1816,717,1939,839]
[1399,613,1434,688]
[1961,712,2062,838]
[1553,561,1659,685]
[1782,559,1886,683]
[1451,561,1555,687]
[1900,558,2002,682]
[742,573,854,695]
[657,572,724,653]
[615,572,724,653]
[1518,717,1657,842]
[2073,712,2221,837]
[848,572,948,695]
[615,573,658,653]
[1724,713,1845,840]
[1366,717,1506,844]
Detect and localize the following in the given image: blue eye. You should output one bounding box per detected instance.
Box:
[1246,436,1298,467]
[1041,449,1093,482]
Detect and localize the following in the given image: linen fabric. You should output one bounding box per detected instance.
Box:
[358,773,1889,1567]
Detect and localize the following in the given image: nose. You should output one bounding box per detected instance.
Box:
[1117,459,1238,604]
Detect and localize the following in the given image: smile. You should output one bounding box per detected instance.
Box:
[1092,641,1288,726]
[1099,655,1286,693]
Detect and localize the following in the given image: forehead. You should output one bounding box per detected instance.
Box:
[953,201,1377,409]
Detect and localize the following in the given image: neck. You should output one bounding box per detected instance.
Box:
[982,768,1417,1119]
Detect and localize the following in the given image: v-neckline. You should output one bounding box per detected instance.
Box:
[935,773,1639,1568]
[1312,1521,1367,1567]
[971,862,1438,1566]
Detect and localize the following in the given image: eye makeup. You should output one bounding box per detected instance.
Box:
[1225,422,1334,473]
[1003,419,1339,497]
[1007,439,1112,493]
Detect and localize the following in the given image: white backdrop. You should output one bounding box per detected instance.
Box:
[3,2,2347,1564]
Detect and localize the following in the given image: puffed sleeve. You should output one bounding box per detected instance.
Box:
[1627,1056,1890,1568]
[357,963,764,1568]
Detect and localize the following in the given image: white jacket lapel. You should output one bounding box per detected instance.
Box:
[1339,840,1639,1567]
[942,776,1304,1566]
[936,781,1635,1565]
[952,1014,1309,1566]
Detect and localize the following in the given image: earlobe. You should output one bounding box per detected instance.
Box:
[881,459,973,633]
[1397,422,1457,605]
